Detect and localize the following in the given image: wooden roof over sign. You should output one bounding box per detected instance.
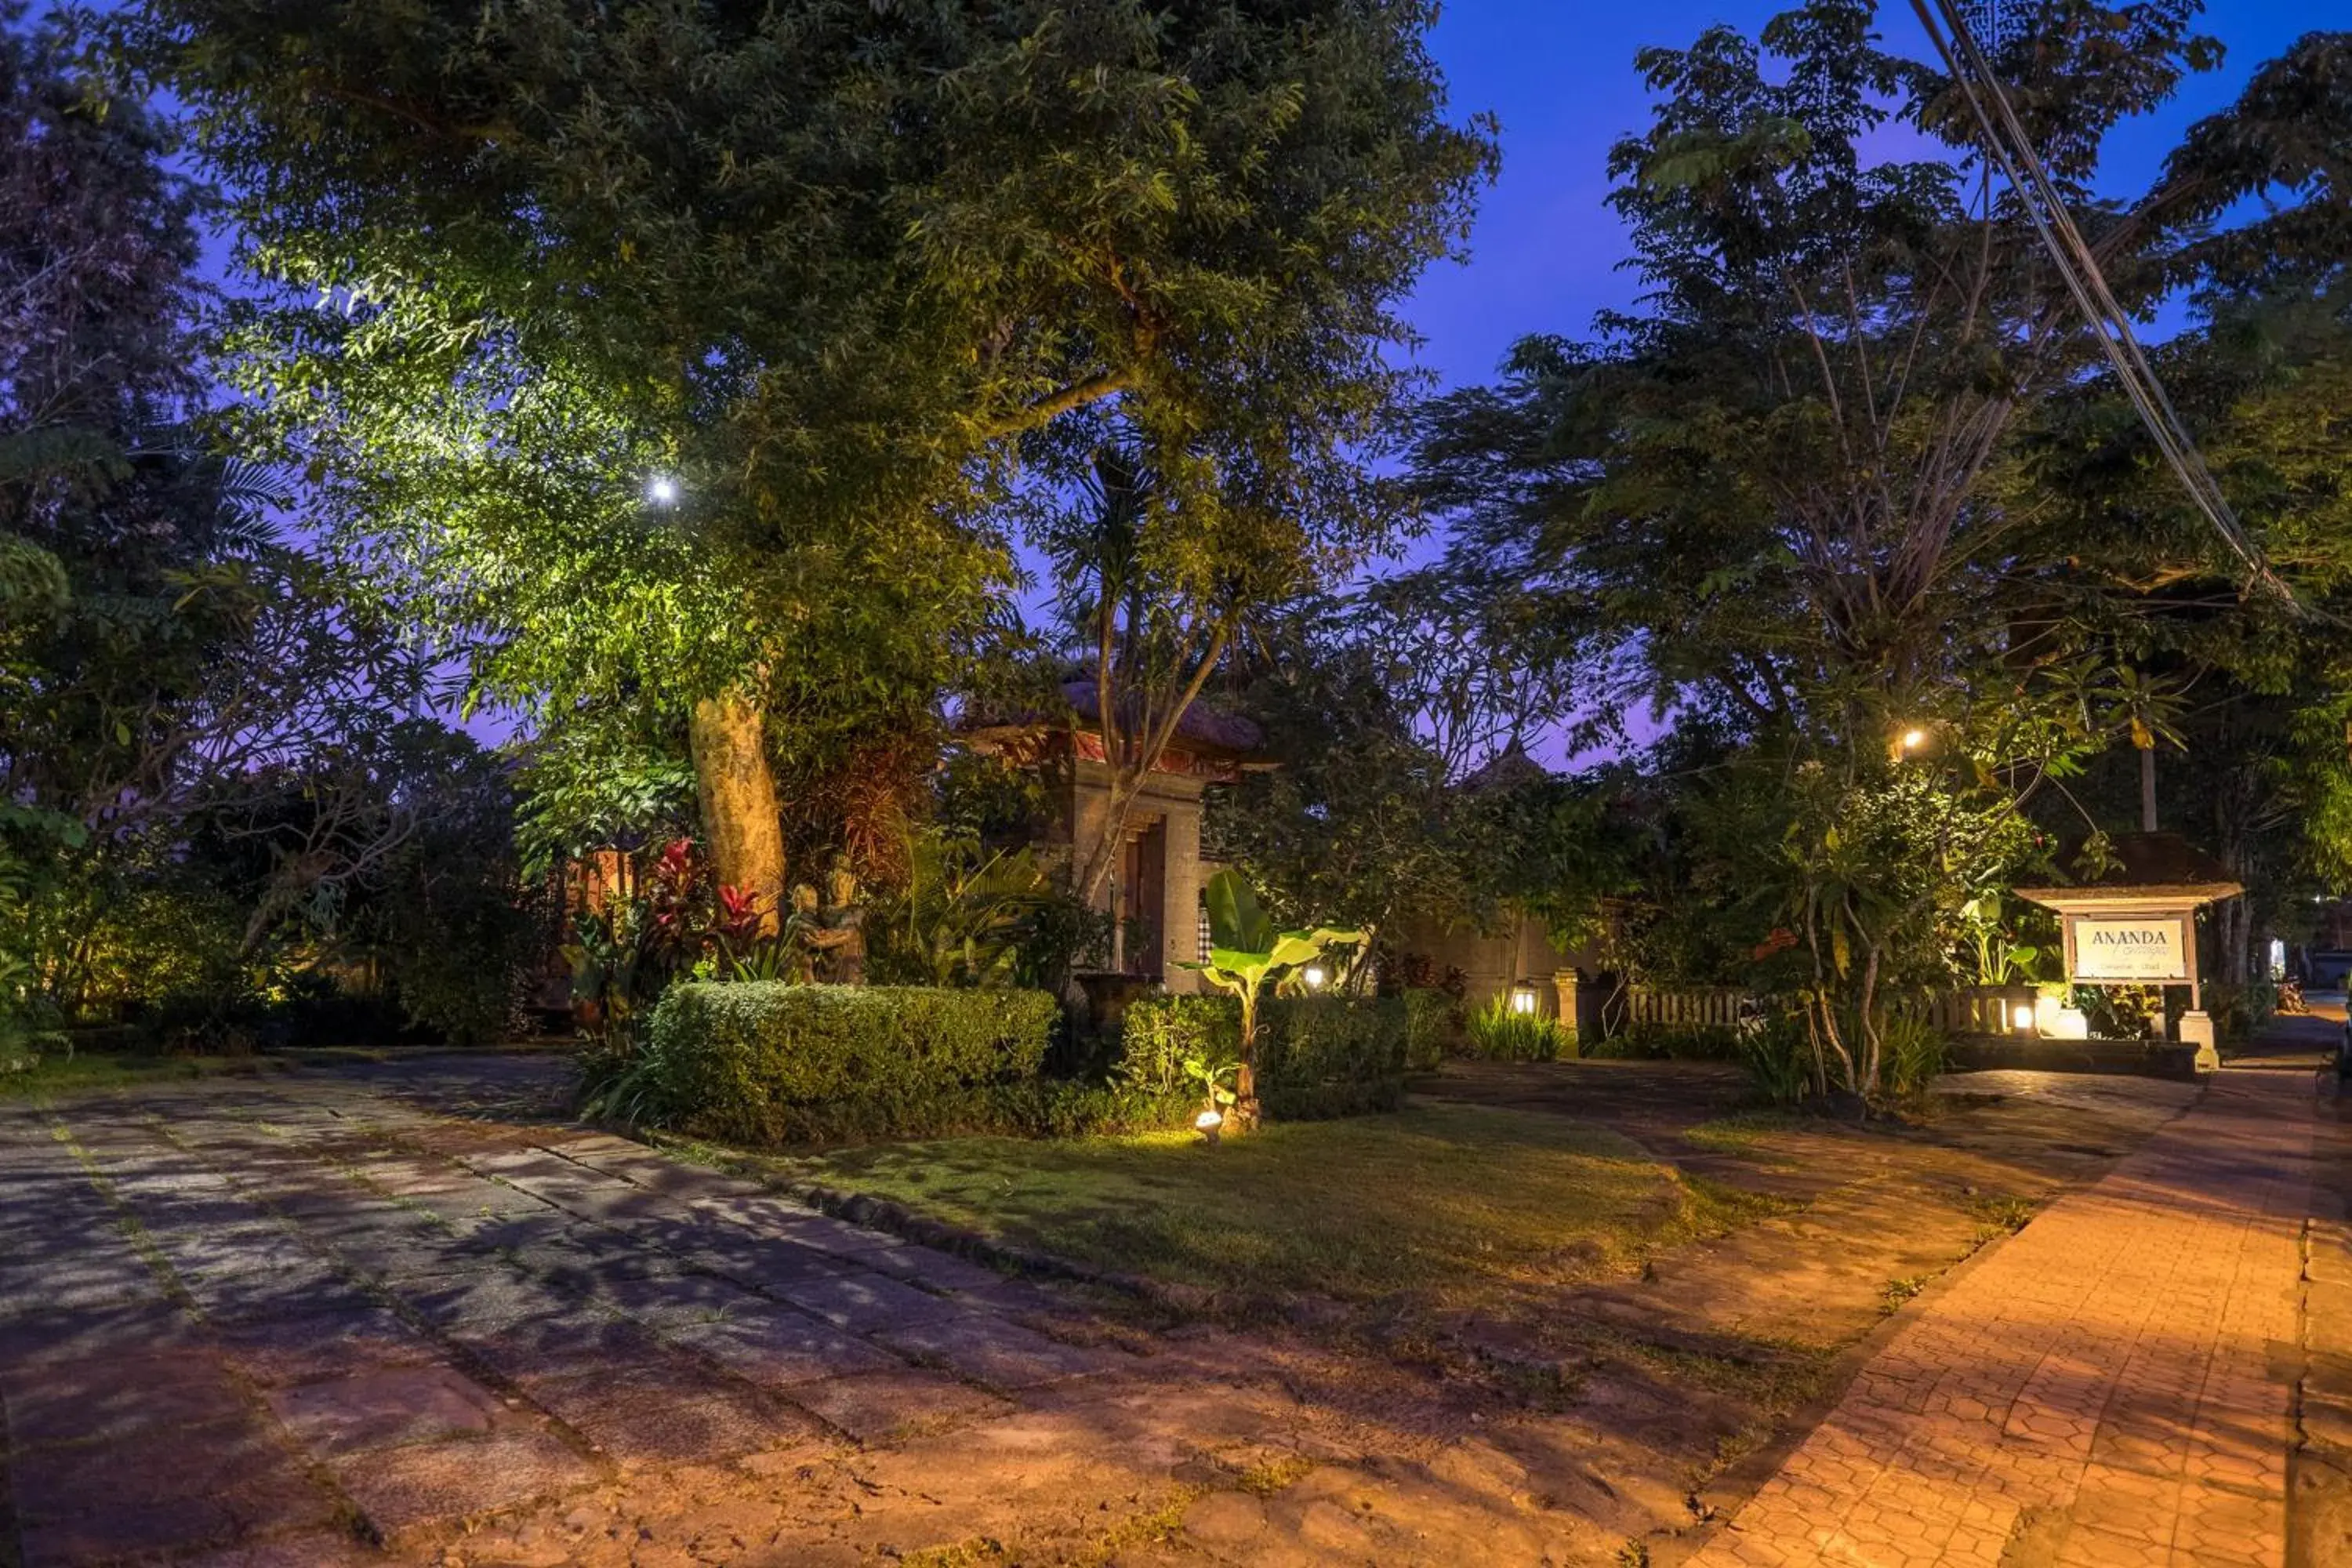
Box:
[2013,832,2244,913]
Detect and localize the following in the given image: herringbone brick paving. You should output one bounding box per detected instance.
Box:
[1692,1070,2315,1568]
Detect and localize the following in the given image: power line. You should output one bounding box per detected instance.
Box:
[1912,0,2298,608]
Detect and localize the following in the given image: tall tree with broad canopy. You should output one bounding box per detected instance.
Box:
[1,5,466,1033]
[143,0,1496,920]
[1415,1,2350,1098]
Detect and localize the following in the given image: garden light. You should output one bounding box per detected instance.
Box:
[1509,982,1539,1015]
[1302,964,1327,990]
[1900,728,1929,752]
[1194,1109,1223,1147]
[2013,1004,2035,1031]
[645,474,681,506]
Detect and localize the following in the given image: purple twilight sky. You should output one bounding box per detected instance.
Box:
[1382,0,2327,764]
[1403,0,2328,392]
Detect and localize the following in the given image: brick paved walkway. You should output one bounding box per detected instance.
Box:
[1691,1069,2318,1568]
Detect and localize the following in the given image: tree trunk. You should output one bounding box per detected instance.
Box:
[689,692,786,935]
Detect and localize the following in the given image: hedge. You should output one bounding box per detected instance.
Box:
[647,982,1065,1145]
[1118,993,1409,1120]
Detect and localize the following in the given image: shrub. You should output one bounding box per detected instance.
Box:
[1739,1014,1813,1105]
[646,982,1061,1144]
[1878,1011,1947,1099]
[1463,996,1573,1062]
[1118,993,1239,1094]
[1119,993,1407,1120]
[1402,987,1464,1069]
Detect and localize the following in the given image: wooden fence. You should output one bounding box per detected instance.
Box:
[1599,980,2038,1040]
[1915,985,2038,1038]
[1621,984,1753,1033]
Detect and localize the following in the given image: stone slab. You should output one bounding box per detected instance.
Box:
[330,1427,600,1540]
[876,1312,1126,1392]
[520,1359,822,1467]
[267,1362,521,1457]
[789,1368,1015,1444]
[211,1305,445,1387]
[2,1352,253,1449]
[666,1304,905,1388]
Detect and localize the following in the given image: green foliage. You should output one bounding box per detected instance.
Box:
[1256,996,1410,1119]
[1116,994,1240,1094]
[1878,1011,1948,1102]
[643,982,1062,1144]
[1463,996,1573,1063]
[1214,579,1618,944]
[1118,993,1407,1122]
[1406,3,2352,1098]
[1180,870,1363,1116]
[151,0,1497,877]
[866,833,1087,990]
[1401,987,1464,1071]
[1738,1014,1816,1108]
[1182,1057,1240,1120]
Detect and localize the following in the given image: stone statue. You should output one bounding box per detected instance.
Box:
[784,883,822,983]
[801,863,866,985]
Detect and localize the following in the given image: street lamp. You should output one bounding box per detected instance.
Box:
[1509,982,1539,1016]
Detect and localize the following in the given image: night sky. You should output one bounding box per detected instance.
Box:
[1405,0,2330,389]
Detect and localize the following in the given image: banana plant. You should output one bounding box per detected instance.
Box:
[1181,870,1360,1130]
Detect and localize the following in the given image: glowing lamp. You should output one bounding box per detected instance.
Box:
[646,474,681,506]
[1509,982,1539,1016]
[1900,728,1929,752]
[1194,1109,1223,1147]
[1301,964,1327,990]
[2012,1004,2035,1031]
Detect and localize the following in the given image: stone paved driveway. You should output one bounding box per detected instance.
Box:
[0,1057,1623,1566]
[1689,1068,2320,1568]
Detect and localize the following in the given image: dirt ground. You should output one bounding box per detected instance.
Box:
[0,1054,2204,1568]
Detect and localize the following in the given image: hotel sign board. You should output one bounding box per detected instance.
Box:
[2063,913,2193,985]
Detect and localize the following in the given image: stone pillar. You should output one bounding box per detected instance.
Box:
[1160,793,1204,994]
[1553,969,1581,1058]
[2178,1010,2220,1073]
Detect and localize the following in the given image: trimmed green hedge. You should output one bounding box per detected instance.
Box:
[647,982,1066,1145]
[1119,993,1408,1120]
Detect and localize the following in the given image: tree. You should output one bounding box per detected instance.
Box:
[147,0,1496,915]
[2017,28,2352,985]
[0,8,524,1040]
[1413,2,2350,1097]
[1211,572,1592,944]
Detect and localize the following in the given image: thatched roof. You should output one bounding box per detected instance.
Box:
[962,679,1267,758]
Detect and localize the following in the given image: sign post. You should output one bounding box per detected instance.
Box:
[2016,834,2242,1073]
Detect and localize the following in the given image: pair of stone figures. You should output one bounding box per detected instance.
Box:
[783,865,865,985]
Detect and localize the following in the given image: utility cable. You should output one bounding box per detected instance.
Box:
[1911,0,2298,608]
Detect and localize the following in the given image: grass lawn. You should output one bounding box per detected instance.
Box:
[731,1102,1788,1310]
[0,1051,274,1101]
